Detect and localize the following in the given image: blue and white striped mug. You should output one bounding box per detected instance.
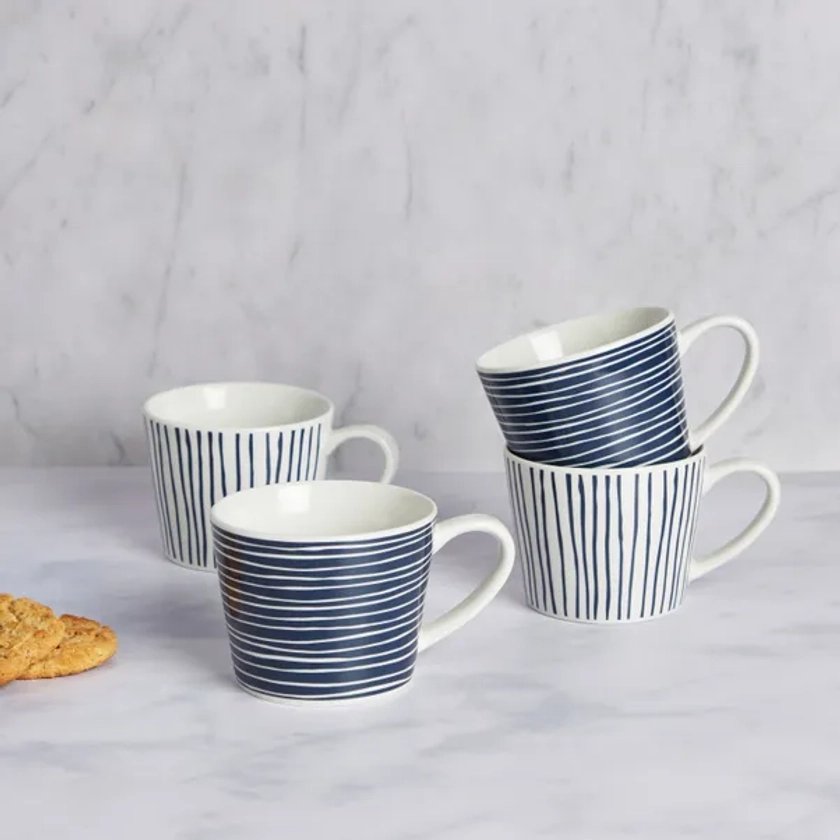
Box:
[504,447,780,623]
[477,307,760,468]
[144,382,400,571]
[210,480,515,705]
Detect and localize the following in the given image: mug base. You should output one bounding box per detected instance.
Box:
[524,600,683,625]
[236,680,413,708]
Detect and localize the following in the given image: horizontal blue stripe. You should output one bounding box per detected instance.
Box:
[479,322,676,383]
[226,618,423,658]
[212,524,432,561]
[217,565,430,607]
[232,663,414,701]
[482,336,678,402]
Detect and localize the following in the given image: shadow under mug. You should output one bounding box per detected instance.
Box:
[209,480,516,705]
[477,307,760,468]
[504,447,781,623]
[143,382,400,571]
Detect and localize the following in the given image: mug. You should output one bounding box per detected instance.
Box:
[210,480,515,705]
[143,382,399,571]
[504,447,780,623]
[477,307,759,468]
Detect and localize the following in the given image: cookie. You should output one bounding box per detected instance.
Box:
[0,594,66,686]
[19,614,117,679]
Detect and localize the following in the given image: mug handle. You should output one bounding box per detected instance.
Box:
[689,458,781,582]
[418,514,516,652]
[323,425,400,483]
[678,315,760,451]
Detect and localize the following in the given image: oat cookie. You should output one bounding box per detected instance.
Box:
[20,614,117,679]
[0,594,66,686]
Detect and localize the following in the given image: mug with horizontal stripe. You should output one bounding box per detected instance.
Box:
[504,447,780,623]
[143,382,400,571]
[209,480,515,705]
[477,307,759,468]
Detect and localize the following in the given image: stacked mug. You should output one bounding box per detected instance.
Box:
[477,306,781,624]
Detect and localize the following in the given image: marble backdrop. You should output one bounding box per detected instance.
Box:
[1,1,838,472]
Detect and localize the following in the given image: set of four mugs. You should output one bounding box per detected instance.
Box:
[144,306,781,705]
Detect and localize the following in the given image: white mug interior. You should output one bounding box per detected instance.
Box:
[143,382,332,430]
[210,480,437,541]
[477,306,673,374]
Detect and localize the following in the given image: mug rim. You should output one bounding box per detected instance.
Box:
[504,445,706,476]
[210,480,438,543]
[143,381,335,432]
[476,306,674,375]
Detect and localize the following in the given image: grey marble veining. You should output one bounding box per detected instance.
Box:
[1,1,838,471]
[1,468,839,838]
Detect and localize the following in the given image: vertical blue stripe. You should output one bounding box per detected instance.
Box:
[295,428,306,481]
[218,432,228,498]
[146,421,168,555]
[659,467,682,614]
[616,475,624,621]
[667,463,692,611]
[505,458,531,603]
[175,428,193,565]
[516,463,538,607]
[578,476,591,620]
[313,425,322,478]
[157,421,176,556]
[196,431,207,567]
[275,432,284,483]
[649,470,670,617]
[248,434,255,488]
[538,470,557,614]
[265,432,271,485]
[549,473,568,616]
[287,430,296,481]
[507,460,534,605]
[677,462,704,606]
[164,426,184,562]
[566,474,582,619]
[305,426,315,479]
[641,473,654,619]
[604,475,612,621]
[235,433,242,492]
[208,426,216,508]
[185,430,201,567]
[673,463,696,607]
[152,421,174,557]
[528,466,549,611]
[516,462,539,607]
[591,475,599,620]
[627,473,641,620]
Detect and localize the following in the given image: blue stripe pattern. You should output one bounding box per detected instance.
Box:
[145,419,327,570]
[480,323,692,468]
[505,453,705,622]
[212,523,434,702]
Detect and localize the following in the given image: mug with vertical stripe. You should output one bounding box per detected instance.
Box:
[210,480,516,704]
[504,447,780,623]
[477,307,760,468]
[143,382,400,571]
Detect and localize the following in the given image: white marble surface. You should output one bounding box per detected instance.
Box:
[1,2,839,471]
[1,467,838,838]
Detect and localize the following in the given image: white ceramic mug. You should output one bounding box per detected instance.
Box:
[505,447,781,622]
[477,307,760,468]
[210,480,516,705]
[143,382,400,570]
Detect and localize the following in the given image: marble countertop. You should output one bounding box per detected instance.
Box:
[1,467,838,839]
